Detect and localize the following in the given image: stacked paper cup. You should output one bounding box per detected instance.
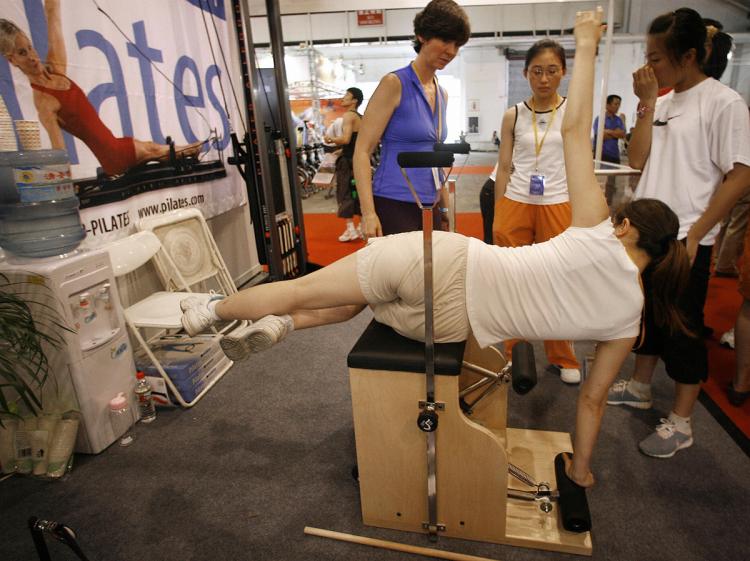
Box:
[14,120,42,151]
[0,96,18,151]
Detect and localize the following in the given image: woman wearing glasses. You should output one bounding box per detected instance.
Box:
[492,39,581,384]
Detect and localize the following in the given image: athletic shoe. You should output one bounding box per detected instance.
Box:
[338,227,360,242]
[181,302,218,336]
[219,314,293,361]
[638,418,693,458]
[559,367,581,384]
[719,328,735,350]
[179,290,223,312]
[606,379,653,409]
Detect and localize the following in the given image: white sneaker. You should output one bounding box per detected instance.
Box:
[181,301,219,336]
[220,314,293,361]
[338,227,359,242]
[559,367,581,384]
[179,290,223,312]
[720,328,735,349]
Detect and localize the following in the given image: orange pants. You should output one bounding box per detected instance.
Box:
[493,197,580,369]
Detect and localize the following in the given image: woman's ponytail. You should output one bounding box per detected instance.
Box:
[703,27,733,80]
[614,199,692,336]
[649,238,692,336]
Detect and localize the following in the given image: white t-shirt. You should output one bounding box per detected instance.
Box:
[489,162,498,182]
[465,220,643,348]
[634,78,750,245]
[505,98,569,205]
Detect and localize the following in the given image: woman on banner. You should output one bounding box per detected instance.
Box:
[492,38,582,384]
[353,0,470,236]
[0,0,202,177]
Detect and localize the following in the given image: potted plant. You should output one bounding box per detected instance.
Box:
[0,273,72,423]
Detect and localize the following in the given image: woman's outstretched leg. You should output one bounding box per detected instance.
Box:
[183,253,369,361]
[181,251,367,338]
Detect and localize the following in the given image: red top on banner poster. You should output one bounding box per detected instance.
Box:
[0,0,247,241]
[357,10,384,26]
[1,0,203,177]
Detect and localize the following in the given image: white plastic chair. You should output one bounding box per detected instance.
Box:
[136,208,238,299]
[104,230,233,407]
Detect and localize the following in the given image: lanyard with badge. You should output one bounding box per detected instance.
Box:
[431,76,443,192]
[529,97,558,196]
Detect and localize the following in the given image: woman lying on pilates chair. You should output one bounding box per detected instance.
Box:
[181,9,690,489]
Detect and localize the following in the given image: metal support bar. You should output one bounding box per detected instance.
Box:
[447,178,456,232]
[593,0,615,165]
[265,0,309,275]
[399,161,445,540]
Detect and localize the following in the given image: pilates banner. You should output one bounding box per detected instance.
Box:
[1,0,248,242]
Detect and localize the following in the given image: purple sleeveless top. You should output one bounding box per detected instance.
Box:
[373,64,448,204]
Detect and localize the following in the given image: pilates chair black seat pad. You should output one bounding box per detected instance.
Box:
[347,320,466,376]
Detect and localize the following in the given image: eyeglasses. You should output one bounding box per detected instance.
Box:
[529,66,561,78]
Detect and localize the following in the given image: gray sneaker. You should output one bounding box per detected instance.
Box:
[606,379,652,409]
[220,315,293,361]
[639,418,693,458]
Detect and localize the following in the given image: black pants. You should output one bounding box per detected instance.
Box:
[479,177,495,244]
[602,154,620,209]
[635,243,712,384]
[373,195,441,235]
[335,156,360,218]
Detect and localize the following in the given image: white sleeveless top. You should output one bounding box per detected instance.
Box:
[465,220,643,349]
[506,98,569,205]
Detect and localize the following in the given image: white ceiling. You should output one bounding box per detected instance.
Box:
[247,0,597,17]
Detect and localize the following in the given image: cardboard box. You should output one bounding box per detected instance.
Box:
[136,335,232,404]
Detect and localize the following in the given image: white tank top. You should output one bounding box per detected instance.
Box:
[506,98,569,205]
[465,220,643,349]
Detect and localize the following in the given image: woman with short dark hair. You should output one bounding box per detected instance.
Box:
[353,0,470,237]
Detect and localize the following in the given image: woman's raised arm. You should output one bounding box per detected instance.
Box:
[561,8,609,228]
[44,0,66,75]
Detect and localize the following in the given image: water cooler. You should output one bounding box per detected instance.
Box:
[0,249,137,453]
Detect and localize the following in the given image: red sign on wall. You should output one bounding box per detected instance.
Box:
[357,10,384,26]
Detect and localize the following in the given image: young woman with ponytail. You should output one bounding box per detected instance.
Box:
[609,7,750,459]
[181,10,690,487]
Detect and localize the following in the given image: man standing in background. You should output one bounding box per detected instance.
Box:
[593,94,626,208]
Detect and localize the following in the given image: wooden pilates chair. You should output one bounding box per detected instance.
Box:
[347,322,592,556]
[344,147,593,556]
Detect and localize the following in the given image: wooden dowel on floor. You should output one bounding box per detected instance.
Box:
[304,526,501,561]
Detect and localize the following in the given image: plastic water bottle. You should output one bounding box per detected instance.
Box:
[134,372,157,424]
[108,393,134,447]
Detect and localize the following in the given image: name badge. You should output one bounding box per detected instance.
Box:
[529,174,545,195]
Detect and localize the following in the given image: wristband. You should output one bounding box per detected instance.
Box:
[439,207,449,213]
[636,103,653,119]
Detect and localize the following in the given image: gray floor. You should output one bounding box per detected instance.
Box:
[2,310,749,561]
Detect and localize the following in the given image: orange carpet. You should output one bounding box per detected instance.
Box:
[451,165,495,175]
[303,212,484,267]
[303,212,749,447]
